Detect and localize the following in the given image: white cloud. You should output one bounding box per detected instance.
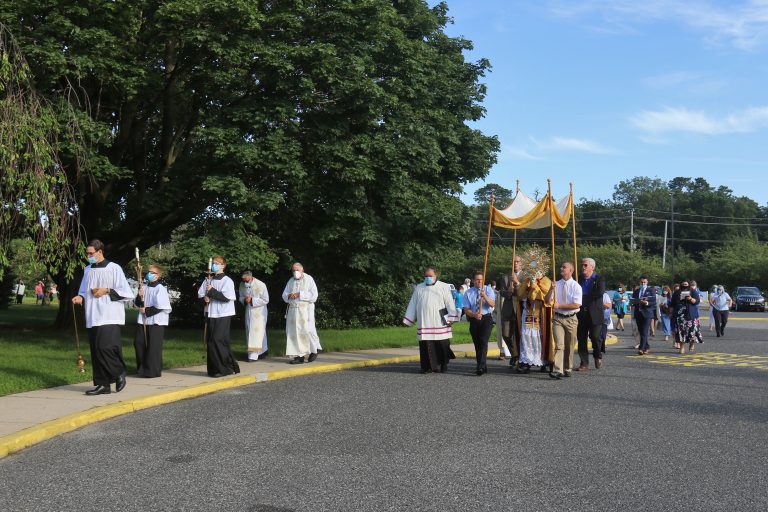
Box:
[547,0,768,50]
[643,71,701,89]
[630,106,768,134]
[532,136,617,154]
[501,145,544,160]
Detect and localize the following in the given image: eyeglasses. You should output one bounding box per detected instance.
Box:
[581,264,589,267]
[85,251,96,256]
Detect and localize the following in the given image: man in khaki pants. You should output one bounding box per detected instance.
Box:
[546,262,582,379]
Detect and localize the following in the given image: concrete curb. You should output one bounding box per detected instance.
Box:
[0,335,618,459]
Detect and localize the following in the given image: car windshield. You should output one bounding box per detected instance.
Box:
[738,287,761,295]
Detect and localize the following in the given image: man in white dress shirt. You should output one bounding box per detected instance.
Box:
[547,262,582,379]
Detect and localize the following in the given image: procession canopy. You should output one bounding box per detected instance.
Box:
[491,189,573,230]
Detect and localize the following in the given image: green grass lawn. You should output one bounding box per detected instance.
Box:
[0,304,479,396]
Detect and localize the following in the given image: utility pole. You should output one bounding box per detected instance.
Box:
[670,194,675,280]
[630,208,635,251]
[662,220,668,268]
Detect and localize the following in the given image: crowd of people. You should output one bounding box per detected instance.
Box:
[12,279,57,305]
[70,239,322,396]
[25,238,732,395]
[403,257,728,379]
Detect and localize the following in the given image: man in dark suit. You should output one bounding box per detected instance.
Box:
[576,257,606,370]
[632,276,657,355]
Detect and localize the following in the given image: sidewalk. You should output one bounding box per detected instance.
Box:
[0,336,616,459]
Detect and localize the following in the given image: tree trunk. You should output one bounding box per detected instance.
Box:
[54,269,84,329]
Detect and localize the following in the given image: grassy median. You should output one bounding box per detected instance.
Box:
[0,304,478,396]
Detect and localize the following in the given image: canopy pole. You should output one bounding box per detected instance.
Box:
[548,179,556,286]
[511,179,520,272]
[479,193,495,314]
[512,231,517,272]
[570,182,578,266]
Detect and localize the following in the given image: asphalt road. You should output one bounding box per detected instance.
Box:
[2,314,767,512]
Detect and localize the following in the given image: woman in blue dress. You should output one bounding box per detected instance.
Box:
[612,284,630,331]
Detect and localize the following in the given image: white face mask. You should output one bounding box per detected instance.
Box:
[293,270,302,280]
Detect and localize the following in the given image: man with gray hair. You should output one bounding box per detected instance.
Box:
[282,262,322,364]
[239,270,269,361]
[576,257,606,370]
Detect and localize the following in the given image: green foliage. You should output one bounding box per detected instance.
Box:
[2,1,498,326]
[0,26,82,281]
[699,239,768,291]
[473,183,513,206]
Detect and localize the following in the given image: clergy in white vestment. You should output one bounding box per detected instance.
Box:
[239,271,269,361]
[134,264,173,377]
[403,266,459,373]
[282,262,322,364]
[198,255,240,377]
[72,239,134,396]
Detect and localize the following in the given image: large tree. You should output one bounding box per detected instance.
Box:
[1,1,498,326]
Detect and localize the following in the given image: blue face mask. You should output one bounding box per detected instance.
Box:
[87,256,97,264]
[424,276,435,286]
[146,272,156,282]
[211,263,220,273]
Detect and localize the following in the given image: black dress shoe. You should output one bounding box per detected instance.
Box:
[115,372,127,393]
[549,372,562,380]
[289,356,305,365]
[307,353,317,363]
[85,385,111,396]
[475,369,484,376]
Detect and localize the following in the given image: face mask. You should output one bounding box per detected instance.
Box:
[293,270,302,280]
[244,281,252,288]
[211,263,220,273]
[424,276,435,286]
[146,272,156,282]
[87,256,97,264]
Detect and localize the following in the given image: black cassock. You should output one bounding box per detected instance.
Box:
[89,325,127,386]
[134,324,165,377]
[206,316,240,377]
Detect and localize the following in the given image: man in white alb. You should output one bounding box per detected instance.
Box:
[282,262,321,364]
[239,271,269,361]
[546,261,582,379]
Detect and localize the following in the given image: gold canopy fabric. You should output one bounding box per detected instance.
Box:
[491,190,573,230]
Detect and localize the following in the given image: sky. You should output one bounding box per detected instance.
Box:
[434,0,768,206]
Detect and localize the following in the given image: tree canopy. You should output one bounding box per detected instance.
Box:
[1,1,499,325]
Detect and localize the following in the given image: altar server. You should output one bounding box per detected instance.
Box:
[72,239,133,395]
[134,264,172,377]
[198,255,240,377]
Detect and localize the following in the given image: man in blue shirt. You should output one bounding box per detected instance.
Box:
[462,271,496,376]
